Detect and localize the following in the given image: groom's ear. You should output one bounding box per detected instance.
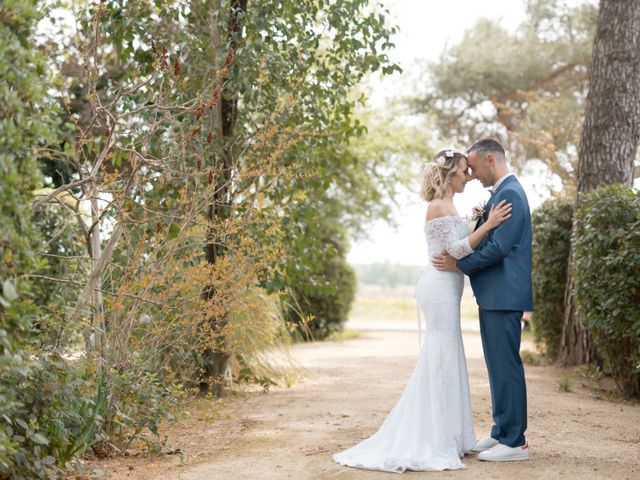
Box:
[486,153,495,166]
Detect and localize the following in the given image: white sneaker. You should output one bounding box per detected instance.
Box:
[478,442,530,462]
[471,436,499,452]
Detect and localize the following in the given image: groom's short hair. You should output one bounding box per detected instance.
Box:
[468,138,506,162]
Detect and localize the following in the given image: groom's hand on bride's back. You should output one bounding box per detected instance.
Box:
[432,252,458,272]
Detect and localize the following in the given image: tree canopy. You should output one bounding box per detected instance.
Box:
[411,0,598,192]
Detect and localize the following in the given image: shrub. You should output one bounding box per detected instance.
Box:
[286,253,357,341]
[572,184,640,398]
[0,346,105,478]
[0,1,84,477]
[103,356,182,454]
[531,197,574,361]
[558,378,572,393]
[284,218,357,341]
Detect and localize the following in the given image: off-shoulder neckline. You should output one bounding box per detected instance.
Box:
[424,214,463,223]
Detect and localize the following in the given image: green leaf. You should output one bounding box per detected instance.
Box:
[30,433,50,446]
[2,279,18,301]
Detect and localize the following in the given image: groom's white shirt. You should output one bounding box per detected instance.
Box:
[491,172,515,192]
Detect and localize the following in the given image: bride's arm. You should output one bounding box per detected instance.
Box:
[465,200,512,250]
[428,200,512,260]
[426,202,469,259]
[430,218,474,260]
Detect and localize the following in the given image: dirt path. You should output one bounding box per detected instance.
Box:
[93,328,640,480]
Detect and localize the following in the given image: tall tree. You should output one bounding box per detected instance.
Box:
[189,0,401,396]
[34,0,401,402]
[560,0,640,365]
[200,0,248,397]
[412,0,597,191]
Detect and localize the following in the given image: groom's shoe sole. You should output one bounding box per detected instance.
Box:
[478,443,530,462]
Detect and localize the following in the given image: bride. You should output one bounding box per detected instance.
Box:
[332,148,512,473]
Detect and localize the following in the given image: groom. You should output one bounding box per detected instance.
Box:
[432,138,532,462]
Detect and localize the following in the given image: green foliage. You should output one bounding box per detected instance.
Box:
[285,217,357,340]
[83,0,402,325]
[558,378,572,392]
[0,351,105,479]
[104,355,182,453]
[520,349,541,366]
[1,0,404,473]
[0,0,55,326]
[572,185,640,398]
[30,202,88,345]
[531,197,574,361]
[414,0,598,189]
[0,1,86,477]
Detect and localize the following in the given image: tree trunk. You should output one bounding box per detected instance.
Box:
[560,270,600,366]
[200,0,248,397]
[560,0,640,366]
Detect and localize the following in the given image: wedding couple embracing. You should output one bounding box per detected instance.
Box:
[333,138,532,473]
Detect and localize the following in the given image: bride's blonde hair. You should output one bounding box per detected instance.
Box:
[420,149,467,202]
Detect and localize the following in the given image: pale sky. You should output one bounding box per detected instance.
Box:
[348,0,553,266]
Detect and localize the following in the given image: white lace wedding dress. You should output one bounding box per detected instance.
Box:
[332,215,477,473]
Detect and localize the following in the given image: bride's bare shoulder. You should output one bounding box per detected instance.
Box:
[426,200,457,221]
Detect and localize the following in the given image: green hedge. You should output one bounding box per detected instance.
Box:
[0,1,80,477]
[284,216,357,341]
[572,184,640,398]
[531,197,574,361]
[288,254,356,340]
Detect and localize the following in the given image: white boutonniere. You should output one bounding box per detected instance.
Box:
[470,201,487,223]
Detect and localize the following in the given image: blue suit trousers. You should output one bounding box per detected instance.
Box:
[479,309,527,447]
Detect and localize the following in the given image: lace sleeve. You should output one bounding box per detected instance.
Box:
[428,217,474,260]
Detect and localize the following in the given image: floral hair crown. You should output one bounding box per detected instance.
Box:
[433,149,466,166]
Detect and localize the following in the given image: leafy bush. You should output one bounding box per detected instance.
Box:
[572,184,640,398]
[284,218,357,340]
[103,356,182,454]
[531,197,574,361]
[0,347,105,479]
[0,1,85,477]
[292,254,357,340]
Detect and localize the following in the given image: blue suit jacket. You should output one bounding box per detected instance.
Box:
[457,175,534,311]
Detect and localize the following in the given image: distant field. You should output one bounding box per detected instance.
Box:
[347,282,479,331]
